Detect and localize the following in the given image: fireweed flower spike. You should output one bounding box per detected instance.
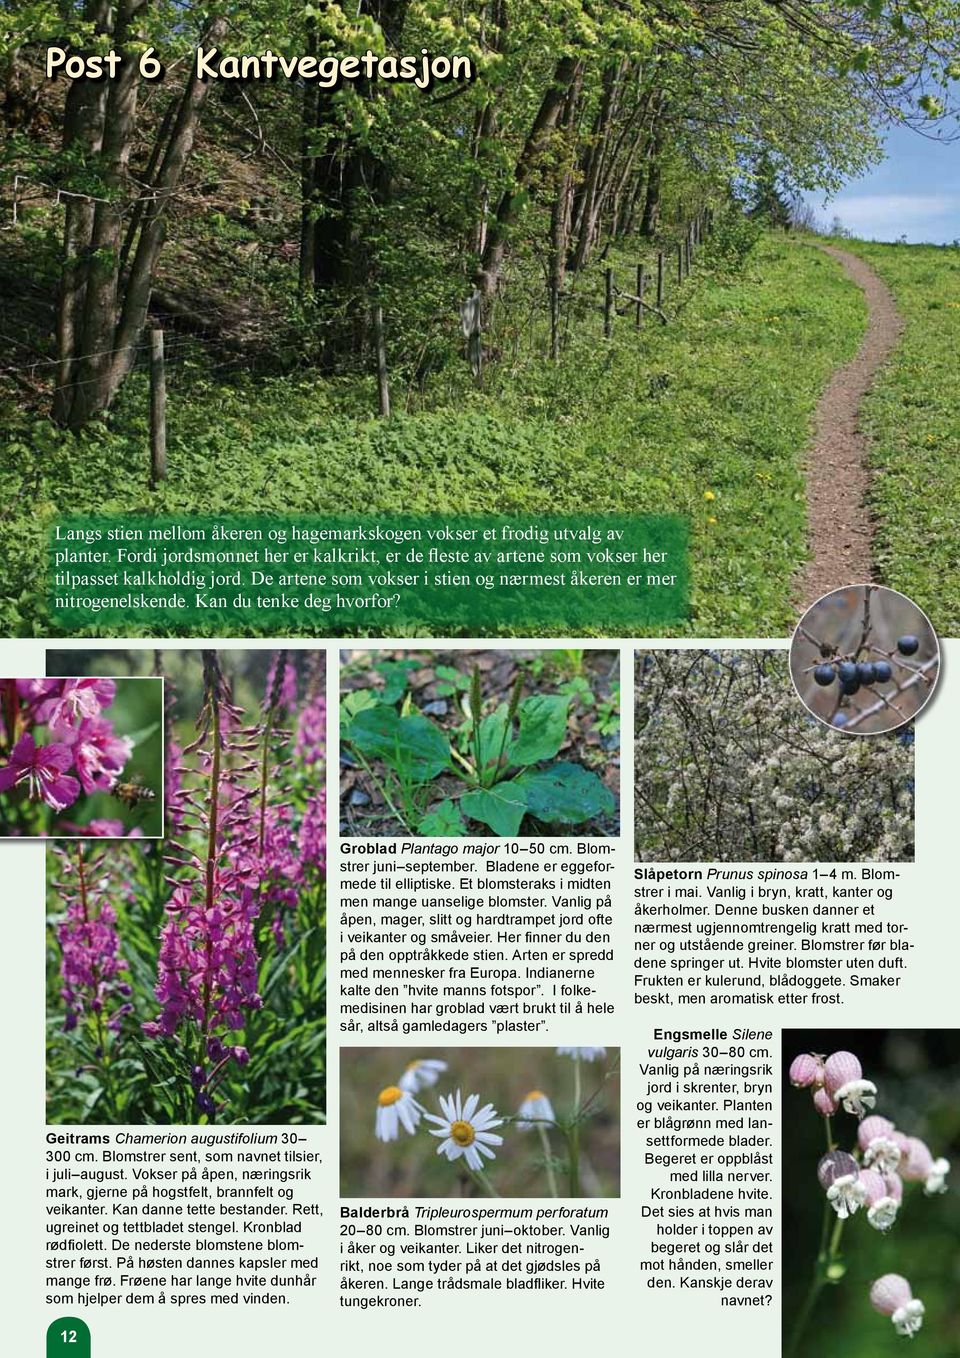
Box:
[870,1275,925,1337]
[375,1086,424,1142]
[516,1091,556,1130]
[818,1150,866,1219]
[399,1059,448,1094]
[859,1169,900,1232]
[823,1050,877,1116]
[55,843,130,1036]
[143,652,264,1119]
[426,1090,504,1172]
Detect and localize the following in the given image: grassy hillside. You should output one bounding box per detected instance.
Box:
[844,239,960,635]
[0,230,865,637]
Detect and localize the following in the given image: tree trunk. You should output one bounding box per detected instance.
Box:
[55,13,228,429]
[477,53,582,303]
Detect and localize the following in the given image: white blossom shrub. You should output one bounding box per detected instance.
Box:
[634,651,914,862]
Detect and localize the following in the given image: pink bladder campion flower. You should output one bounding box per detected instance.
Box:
[823,1050,877,1116]
[858,1114,902,1174]
[900,1137,950,1195]
[870,1275,925,1337]
[789,1053,824,1088]
[0,734,80,811]
[859,1168,900,1232]
[812,1086,839,1117]
[818,1150,866,1219]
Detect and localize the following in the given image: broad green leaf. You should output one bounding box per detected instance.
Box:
[347,705,450,783]
[475,703,511,781]
[461,781,528,836]
[375,660,419,705]
[512,762,614,825]
[419,799,467,836]
[510,694,570,766]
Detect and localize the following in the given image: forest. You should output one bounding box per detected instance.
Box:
[1,1,959,635]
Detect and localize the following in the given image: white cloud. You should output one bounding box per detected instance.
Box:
[825,193,960,242]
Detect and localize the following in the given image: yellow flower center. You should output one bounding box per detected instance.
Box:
[378,1086,403,1107]
[525,1090,545,1102]
[404,1060,420,1072]
[450,1119,475,1147]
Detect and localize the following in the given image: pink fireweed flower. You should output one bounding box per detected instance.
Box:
[870,1275,925,1337]
[64,717,132,794]
[294,679,324,765]
[789,1053,824,1088]
[859,1169,900,1232]
[0,734,80,811]
[817,1150,866,1219]
[900,1137,950,1195]
[298,790,327,875]
[55,845,131,1035]
[823,1050,876,1116]
[812,1086,839,1117]
[42,678,116,732]
[859,1115,902,1174]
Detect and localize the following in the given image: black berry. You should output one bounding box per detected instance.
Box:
[857,662,878,686]
[814,664,836,687]
[837,662,858,686]
[897,635,920,656]
[873,661,893,683]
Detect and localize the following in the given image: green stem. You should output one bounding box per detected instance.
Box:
[568,1058,582,1196]
[786,1209,847,1358]
[537,1124,559,1198]
[469,1166,500,1198]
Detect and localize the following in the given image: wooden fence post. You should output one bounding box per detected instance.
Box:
[657,251,664,308]
[373,302,390,418]
[604,266,614,338]
[149,328,166,486]
[636,263,645,328]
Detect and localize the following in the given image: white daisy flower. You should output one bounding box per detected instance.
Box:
[398,1058,448,1094]
[425,1090,504,1172]
[375,1085,423,1142]
[516,1090,556,1130]
[556,1047,606,1062]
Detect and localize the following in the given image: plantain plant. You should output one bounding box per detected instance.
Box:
[341,664,615,836]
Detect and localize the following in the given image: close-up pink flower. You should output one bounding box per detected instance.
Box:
[0,734,80,811]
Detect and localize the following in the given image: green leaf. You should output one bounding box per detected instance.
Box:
[347,705,450,783]
[475,703,511,782]
[418,799,467,836]
[510,694,570,766]
[461,781,528,836]
[512,762,614,826]
[375,659,420,705]
[340,688,380,735]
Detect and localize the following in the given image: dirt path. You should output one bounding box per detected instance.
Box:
[799,245,903,608]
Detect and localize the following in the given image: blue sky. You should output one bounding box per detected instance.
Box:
[809,124,960,244]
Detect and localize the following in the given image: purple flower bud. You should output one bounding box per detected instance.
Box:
[789,1053,823,1088]
[870,1275,924,1337]
[812,1086,838,1117]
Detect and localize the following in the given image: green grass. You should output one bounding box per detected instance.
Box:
[840,239,960,635]
[0,232,867,636]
